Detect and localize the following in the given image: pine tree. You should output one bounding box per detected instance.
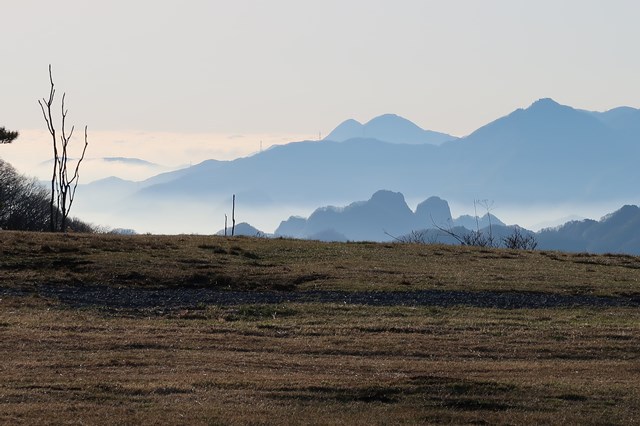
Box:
[0,127,19,144]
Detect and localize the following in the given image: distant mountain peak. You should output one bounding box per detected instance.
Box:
[324,114,456,145]
[365,113,413,125]
[465,96,613,147]
[335,118,363,129]
[373,113,400,119]
[523,98,573,115]
[601,205,640,223]
[530,98,560,108]
[605,106,638,114]
[370,189,406,204]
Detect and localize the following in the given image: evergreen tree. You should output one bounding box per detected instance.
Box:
[0,127,19,144]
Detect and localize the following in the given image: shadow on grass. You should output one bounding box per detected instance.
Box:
[267,376,522,410]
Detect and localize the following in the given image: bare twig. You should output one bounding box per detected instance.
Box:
[383,230,404,243]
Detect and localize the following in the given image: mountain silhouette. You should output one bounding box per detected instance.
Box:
[587,106,640,140]
[459,98,615,153]
[216,222,263,237]
[75,98,640,239]
[397,202,640,255]
[275,190,457,241]
[134,138,438,204]
[132,98,638,206]
[537,205,640,254]
[453,213,505,230]
[439,98,637,202]
[415,196,453,228]
[325,114,455,145]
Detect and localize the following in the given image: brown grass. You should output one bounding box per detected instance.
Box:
[1,297,638,425]
[1,231,640,424]
[2,231,640,296]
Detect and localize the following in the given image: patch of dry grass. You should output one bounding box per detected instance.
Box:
[1,231,640,296]
[0,297,638,424]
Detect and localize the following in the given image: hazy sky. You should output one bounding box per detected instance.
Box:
[3,0,639,135]
[3,0,638,232]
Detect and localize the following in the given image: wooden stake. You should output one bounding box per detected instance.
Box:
[231,194,236,236]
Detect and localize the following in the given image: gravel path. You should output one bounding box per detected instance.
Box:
[2,284,639,310]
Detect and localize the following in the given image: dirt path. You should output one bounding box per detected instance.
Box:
[2,284,638,310]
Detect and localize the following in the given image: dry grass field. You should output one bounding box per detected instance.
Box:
[2,231,640,295]
[1,231,639,424]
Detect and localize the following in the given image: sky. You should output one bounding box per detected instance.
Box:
[1,1,640,189]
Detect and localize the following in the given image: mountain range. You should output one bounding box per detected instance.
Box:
[132,98,639,203]
[203,188,640,255]
[73,98,640,239]
[537,205,640,254]
[272,190,640,254]
[274,190,504,242]
[275,190,452,241]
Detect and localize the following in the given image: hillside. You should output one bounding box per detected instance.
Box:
[2,231,639,297]
[538,204,640,254]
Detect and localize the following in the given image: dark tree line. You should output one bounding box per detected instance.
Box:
[0,159,93,232]
[0,160,49,231]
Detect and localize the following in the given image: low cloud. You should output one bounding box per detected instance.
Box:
[2,129,310,183]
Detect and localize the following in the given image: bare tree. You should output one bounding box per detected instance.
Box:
[462,229,495,247]
[429,200,496,248]
[502,226,538,250]
[385,229,438,244]
[38,65,88,232]
[0,127,19,144]
[466,199,496,247]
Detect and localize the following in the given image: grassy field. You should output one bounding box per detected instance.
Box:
[1,231,639,424]
[2,231,640,295]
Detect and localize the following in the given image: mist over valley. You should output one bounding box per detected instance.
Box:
[64,99,640,255]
